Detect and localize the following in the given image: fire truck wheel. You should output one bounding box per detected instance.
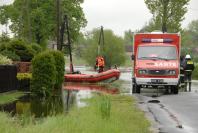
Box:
[171,86,179,94]
[136,86,141,93]
[132,84,141,93]
[132,85,136,93]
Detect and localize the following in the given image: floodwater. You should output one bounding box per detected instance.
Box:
[0,66,124,118]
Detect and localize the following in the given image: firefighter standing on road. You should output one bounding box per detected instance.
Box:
[95,56,105,73]
[183,54,195,92]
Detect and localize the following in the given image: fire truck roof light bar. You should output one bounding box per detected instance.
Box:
[142,38,173,43]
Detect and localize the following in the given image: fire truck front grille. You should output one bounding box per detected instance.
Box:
[148,70,166,75]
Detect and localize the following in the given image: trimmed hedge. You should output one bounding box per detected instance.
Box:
[31,51,56,96]
[49,50,65,89]
[30,50,65,96]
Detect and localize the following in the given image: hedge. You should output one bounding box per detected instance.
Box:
[30,50,65,96]
[49,50,65,90]
[31,51,56,96]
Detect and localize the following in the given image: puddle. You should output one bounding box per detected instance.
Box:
[148,99,160,103]
[0,94,63,118]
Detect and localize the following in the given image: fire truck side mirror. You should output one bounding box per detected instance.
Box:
[131,54,135,60]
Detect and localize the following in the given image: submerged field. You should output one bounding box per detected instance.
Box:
[0,93,150,133]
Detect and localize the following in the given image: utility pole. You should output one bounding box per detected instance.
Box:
[65,15,74,73]
[98,26,105,56]
[56,0,61,50]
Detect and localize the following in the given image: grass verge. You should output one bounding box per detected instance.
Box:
[0,94,150,133]
[0,91,25,105]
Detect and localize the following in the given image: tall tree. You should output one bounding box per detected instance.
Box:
[123,30,133,46]
[0,0,86,47]
[83,29,126,68]
[144,0,190,32]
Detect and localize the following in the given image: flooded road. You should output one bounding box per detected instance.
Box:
[134,81,198,133]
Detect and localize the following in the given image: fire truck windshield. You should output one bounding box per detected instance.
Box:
[138,46,177,60]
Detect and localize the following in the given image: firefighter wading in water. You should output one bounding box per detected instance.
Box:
[95,56,105,73]
[182,54,195,92]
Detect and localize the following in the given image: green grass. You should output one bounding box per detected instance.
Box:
[0,91,25,105]
[0,95,150,133]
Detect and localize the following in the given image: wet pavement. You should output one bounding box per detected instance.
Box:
[134,81,198,133]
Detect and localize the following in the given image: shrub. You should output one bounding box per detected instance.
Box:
[49,50,65,89]
[192,65,198,80]
[0,50,20,61]
[30,43,42,54]
[0,39,35,62]
[0,54,12,65]
[17,73,32,80]
[31,51,56,96]
[8,39,35,62]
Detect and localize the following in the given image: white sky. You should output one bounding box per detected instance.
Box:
[1,0,198,37]
[82,0,198,36]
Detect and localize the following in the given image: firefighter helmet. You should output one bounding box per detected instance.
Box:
[185,54,191,59]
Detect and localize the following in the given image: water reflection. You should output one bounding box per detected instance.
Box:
[0,95,63,118]
[63,83,119,94]
[0,83,119,118]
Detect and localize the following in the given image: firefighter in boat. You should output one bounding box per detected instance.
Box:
[95,56,105,73]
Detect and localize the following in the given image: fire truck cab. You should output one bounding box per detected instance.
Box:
[132,32,180,94]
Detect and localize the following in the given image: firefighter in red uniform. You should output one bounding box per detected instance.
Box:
[95,56,105,73]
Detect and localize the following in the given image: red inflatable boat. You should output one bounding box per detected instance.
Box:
[64,69,120,83]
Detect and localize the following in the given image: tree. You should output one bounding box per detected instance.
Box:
[181,20,198,59]
[0,0,86,47]
[144,0,190,32]
[83,29,126,68]
[123,30,133,46]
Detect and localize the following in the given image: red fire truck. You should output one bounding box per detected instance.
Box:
[132,32,181,94]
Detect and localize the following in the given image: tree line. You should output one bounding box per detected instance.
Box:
[1,0,197,67]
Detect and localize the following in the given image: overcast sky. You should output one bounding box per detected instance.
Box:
[1,0,198,36]
[82,0,198,36]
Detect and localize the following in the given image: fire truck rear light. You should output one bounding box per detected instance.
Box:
[142,38,173,43]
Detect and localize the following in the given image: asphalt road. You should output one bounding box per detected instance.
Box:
[134,81,198,133]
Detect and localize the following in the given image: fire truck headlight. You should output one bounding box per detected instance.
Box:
[138,70,148,75]
[168,70,176,75]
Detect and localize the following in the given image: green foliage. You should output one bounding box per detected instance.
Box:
[0,39,35,61]
[0,54,12,65]
[123,30,133,46]
[0,0,87,44]
[8,39,35,61]
[49,50,65,89]
[181,20,198,61]
[0,33,10,43]
[192,65,198,80]
[17,73,32,81]
[30,43,42,54]
[144,0,190,32]
[0,50,20,61]
[83,29,126,68]
[31,51,56,96]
